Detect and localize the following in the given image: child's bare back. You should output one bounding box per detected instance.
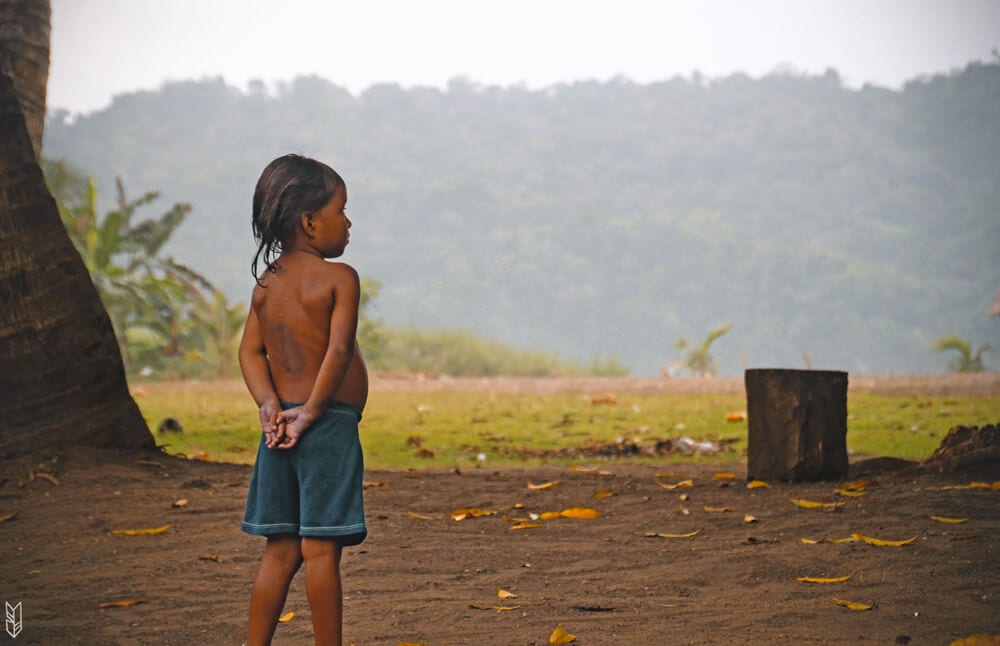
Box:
[251,253,368,411]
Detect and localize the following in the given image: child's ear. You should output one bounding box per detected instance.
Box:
[300,212,315,236]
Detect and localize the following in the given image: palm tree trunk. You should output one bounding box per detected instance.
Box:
[0,5,154,452]
[0,0,50,159]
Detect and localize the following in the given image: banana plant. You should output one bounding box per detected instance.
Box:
[675,323,733,377]
[931,335,992,373]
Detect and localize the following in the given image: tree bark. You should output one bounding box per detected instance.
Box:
[0,0,49,159]
[0,6,154,453]
[745,368,848,482]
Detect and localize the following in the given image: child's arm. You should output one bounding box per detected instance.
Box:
[238,304,282,446]
[273,264,360,448]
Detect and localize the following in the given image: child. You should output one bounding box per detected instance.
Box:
[238,154,368,646]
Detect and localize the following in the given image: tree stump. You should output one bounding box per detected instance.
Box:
[746,369,848,482]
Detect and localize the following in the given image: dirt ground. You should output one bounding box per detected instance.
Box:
[1,375,998,645]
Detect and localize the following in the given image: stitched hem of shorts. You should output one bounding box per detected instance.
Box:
[240,521,300,536]
[299,522,367,537]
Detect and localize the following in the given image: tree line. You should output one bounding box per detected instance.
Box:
[43,60,1000,375]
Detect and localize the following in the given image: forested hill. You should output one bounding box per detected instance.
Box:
[43,62,1000,376]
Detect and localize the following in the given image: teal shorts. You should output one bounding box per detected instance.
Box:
[241,402,367,545]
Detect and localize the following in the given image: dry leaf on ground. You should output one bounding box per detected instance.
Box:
[0,512,17,523]
[550,624,577,644]
[35,473,61,486]
[528,481,559,490]
[451,508,495,521]
[851,532,918,547]
[747,480,769,488]
[558,507,601,519]
[111,524,170,536]
[407,511,440,520]
[642,530,700,539]
[797,575,851,584]
[509,522,542,530]
[658,480,694,490]
[278,612,294,622]
[98,599,148,609]
[704,506,733,513]
[833,598,874,611]
[930,515,968,524]
[790,498,845,509]
[498,589,518,599]
[948,634,1000,646]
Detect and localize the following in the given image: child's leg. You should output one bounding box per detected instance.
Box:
[248,534,303,645]
[301,537,344,646]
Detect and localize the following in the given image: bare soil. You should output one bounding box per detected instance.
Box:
[1,375,998,645]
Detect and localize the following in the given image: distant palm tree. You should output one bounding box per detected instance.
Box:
[931,335,992,373]
[675,323,733,377]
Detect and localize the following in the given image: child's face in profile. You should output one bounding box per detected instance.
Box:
[308,184,351,258]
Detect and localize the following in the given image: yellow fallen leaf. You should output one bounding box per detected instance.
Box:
[993,481,1000,491]
[801,536,856,544]
[840,479,875,492]
[550,624,577,644]
[747,480,769,489]
[592,490,615,499]
[559,507,601,519]
[790,498,845,509]
[658,479,694,490]
[797,575,851,584]
[833,598,874,611]
[278,611,294,622]
[930,515,968,524]
[0,511,17,523]
[498,589,518,599]
[656,471,683,478]
[35,473,61,486]
[407,511,440,520]
[949,633,1000,646]
[513,503,525,509]
[704,506,733,513]
[451,508,495,521]
[713,472,738,480]
[509,522,542,530]
[642,530,701,539]
[851,532,918,547]
[98,599,148,609]
[571,465,598,472]
[539,511,562,520]
[970,482,992,490]
[836,489,866,498]
[528,481,559,490]
[744,514,758,523]
[679,494,689,501]
[468,603,521,611]
[725,411,746,422]
[111,524,170,536]
[172,498,188,508]
[363,480,388,488]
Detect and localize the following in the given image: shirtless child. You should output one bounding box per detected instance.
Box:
[238,154,367,646]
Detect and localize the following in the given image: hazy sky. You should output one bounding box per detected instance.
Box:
[49,0,1000,114]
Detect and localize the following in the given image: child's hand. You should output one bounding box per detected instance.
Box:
[258,400,281,448]
[272,406,318,449]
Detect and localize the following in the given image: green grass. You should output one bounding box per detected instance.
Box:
[135,382,1000,469]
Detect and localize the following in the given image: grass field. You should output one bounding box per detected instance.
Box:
[133,378,1000,469]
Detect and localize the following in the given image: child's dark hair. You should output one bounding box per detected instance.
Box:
[251,154,344,284]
